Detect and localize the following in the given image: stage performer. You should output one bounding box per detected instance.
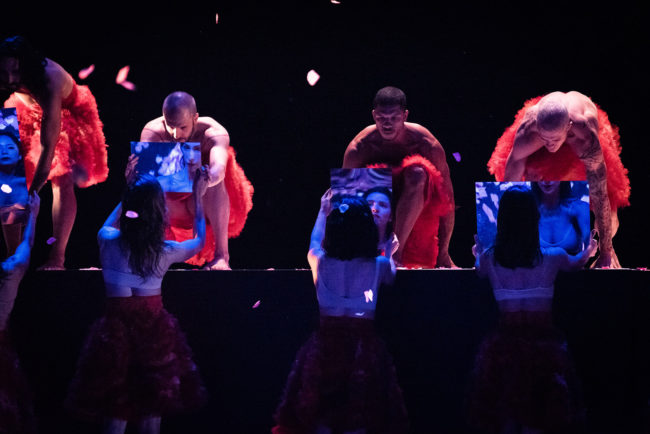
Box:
[488,91,630,268]
[140,91,253,270]
[65,169,209,434]
[272,192,408,434]
[0,35,109,270]
[0,191,39,434]
[470,185,597,434]
[343,86,455,268]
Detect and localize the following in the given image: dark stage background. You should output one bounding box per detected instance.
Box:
[2,2,648,269]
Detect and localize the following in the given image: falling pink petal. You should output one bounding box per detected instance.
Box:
[0,184,12,194]
[125,210,139,218]
[120,80,136,91]
[116,66,130,84]
[46,237,57,245]
[215,13,219,24]
[78,64,95,80]
[452,152,461,162]
[306,69,320,86]
[364,289,373,303]
[252,300,261,309]
[637,267,647,271]
[331,0,341,3]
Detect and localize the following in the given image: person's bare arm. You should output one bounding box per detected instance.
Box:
[9,192,40,270]
[554,231,598,270]
[504,118,544,181]
[342,138,365,169]
[205,132,229,187]
[419,137,456,267]
[570,114,615,267]
[140,120,166,142]
[30,81,63,193]
[307,190,332,283]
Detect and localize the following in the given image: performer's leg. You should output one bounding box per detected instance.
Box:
[41,174,76,270]
[203,181,230,270]
[394,165,427,263]
[1,222,23,257]
[137,416,161,434]
[103,418,127,434]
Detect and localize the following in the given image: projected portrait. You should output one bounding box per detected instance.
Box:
[476,181,590,255]
[130,141,202,193]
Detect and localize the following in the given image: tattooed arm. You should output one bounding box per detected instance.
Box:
[570,114,617,268]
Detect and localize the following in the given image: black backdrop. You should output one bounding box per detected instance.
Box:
[2,2,648,269]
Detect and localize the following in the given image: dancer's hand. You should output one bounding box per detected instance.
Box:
[28,191,41,218]
[125,154,138,185]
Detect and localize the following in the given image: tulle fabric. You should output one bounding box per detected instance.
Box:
[488,96,630,211]
[65,296,206,421]
[272,316,408,434]
[5,83,109,188]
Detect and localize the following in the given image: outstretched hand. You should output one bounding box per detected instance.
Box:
[320,188,333,215]
[471,234,483,259]
[28,191,41,218]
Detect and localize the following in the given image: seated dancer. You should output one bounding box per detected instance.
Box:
[533,181,590,257]
[0,191,39,434]
[272,193,408,434]
[364,186,398,258]
[0,36,109,269]
[487,91,630,268]
[0,127,29,255]
[65,170,209,434]
[343,86,455,268]
[469,185,597,434]
[140,91,253,270]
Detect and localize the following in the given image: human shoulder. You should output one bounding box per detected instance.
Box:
[141,117,166,141]
[405,122,442,147]
[198,116,229,137]
[98,226,120,241]
[350,125,380,147]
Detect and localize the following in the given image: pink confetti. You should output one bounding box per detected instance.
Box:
[116,66,130,84]
[452,152,461,162]
[637,267,648,271]
[0,184,12,194]
[306,69,320,86]
[78,64,95,80]
[331,0,341,3]
[125,210,139,218]
[215,13,219,24]
[46,237,57,245]
[119,80,136,91]
[364,289,373,303]
[252,300,261,309]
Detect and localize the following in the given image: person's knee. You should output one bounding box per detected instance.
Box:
[402,165,428,192]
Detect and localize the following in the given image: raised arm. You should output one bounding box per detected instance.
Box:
[307,190,332,283]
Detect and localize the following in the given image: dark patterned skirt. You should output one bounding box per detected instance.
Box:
[0,330,36,434]
[467,312,583,433]
[65,295,206,421]
[272,315,408,434]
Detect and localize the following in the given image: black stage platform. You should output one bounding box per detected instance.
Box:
[9,269,650,434]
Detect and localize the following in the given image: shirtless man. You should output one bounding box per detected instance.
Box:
[496,91,630,268]
[140,91,236,270]
[343,86,455,268]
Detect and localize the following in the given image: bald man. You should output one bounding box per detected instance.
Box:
[488,91,630,268]
[140,92,253,270]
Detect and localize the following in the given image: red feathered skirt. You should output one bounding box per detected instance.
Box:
[467,312,583,433]
[272,316,409,434]
[487,96,630,211]
[0,330,36,434]
[165,146,254,266]
[5,82,109,188]
[65,296,206,421]
[371,155,454,268]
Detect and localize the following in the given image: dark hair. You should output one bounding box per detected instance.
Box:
[363,186,394,239]
[0,127,19,145]
[493,185,542,269]
[373,86,407,110]
[0,36,47,94]
[531,181,572,203]
[119,175,168,278]
[323,196,379,260]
